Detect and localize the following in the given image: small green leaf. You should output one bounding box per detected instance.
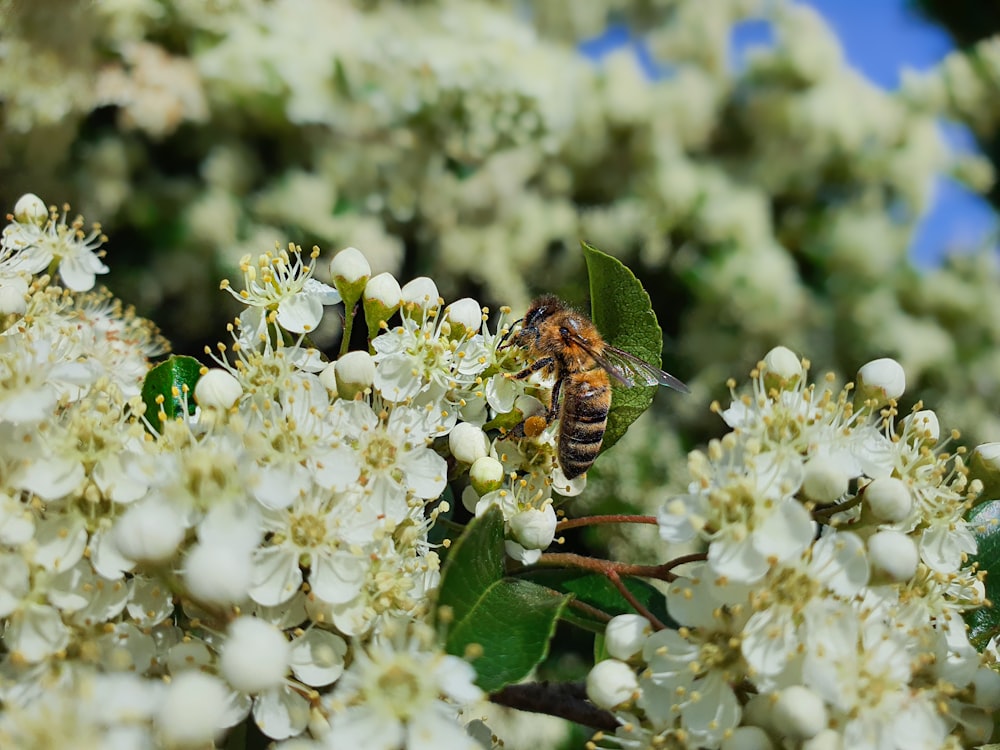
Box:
[582,242,663,452]
[437,507,571,692]
[965,500,1000,649]
[141,356,203,423]
[517,569,675,633]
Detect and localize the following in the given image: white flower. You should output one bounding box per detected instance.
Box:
[2,203,109,291]
[330,400,447,523]
[856,357,906,403]
[318,625,483,750]
[222,245,341,335]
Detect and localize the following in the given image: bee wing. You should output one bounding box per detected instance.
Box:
[560,329,690,393]
[595,345,690,393]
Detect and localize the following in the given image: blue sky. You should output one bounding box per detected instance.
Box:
[581,1,997,265]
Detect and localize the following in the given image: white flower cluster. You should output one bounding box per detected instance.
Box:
[586,347,997,749]
[0,196,585,748]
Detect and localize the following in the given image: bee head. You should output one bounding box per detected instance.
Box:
[503,294,562,348]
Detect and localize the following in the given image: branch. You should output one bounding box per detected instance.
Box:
[555,514,658,533]
[489,681,618,731]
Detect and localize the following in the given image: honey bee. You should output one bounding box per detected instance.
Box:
[504,295,688,479]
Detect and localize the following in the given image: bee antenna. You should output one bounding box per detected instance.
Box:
[499,316,523,348]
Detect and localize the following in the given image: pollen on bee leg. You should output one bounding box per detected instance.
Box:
[524,415,547,438]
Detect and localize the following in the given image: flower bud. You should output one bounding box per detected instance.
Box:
[335,350,375,399]
[604,614,651,661]
[113,502,185,563]
[13,193,47,224]
[855,357,905,406]
[904,409,939,443]
[220,617,290,693]
[318,361,338,397]
[867,530,918,582]
[363,272,402,341]
[959,708,994,745]
[469,456,504,496]
[864,477,912,524]
[585,659,638,710]
[971,442,1000,501]
[449,422,489,464]
[184,540,252,606]
[772,685,826,740]
[156,671,229,747]
[445,297,483,339]
[400,277,440,318]
[801,461,847,504]
[762,345,802,391]
[329,247,371,308]
[721,726,774,750]
[194,368,243,410]
[509,506,557,550]
[0,280,27,315]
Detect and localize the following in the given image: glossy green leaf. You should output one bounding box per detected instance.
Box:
[519,568,675,634]
[140,356,203,423]
[437,507,571,692]
[582,242,663,452]
[966,500,1000,649]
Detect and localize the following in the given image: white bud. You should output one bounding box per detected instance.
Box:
[0,281,27,315]
[113,502,185,563]
[363,272,402,309]
[318,361,338,397]
[604,614,651,661]
[856,357,906,403]
[801,729,843,750]
[400,277,440,312]
[509,506,557,550]
[867,530,918,582]
[329,247,371,306]
[220,617,290,693]
[772,685,826,740]
[445,297,483,337]
[156,671,228,747]
[13,193,46,224]
[801,461,848,504]
[469,456,504,496]
[329,247,371,285]
[904,409,939,442]
[721,726,775,750]
[585,659,638,710]
[974,442,1000,470]
[449,422,489,464]
[742,694,775,733]
[762,345,802,385]
[335,351,375,398]
[864,477,912,523]
[184,541,252,606]
[194,369,242,410]
[972,666,1000,709]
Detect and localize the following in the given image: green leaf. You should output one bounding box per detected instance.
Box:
[966,500,1000,649]
[437,507,571,692]
[518,568,675,634]
[140,356,203,423]
[582,242,663,452]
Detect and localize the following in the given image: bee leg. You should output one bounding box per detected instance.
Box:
[510,374,563,439]
[510,356,555,380]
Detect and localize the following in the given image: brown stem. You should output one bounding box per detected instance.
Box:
[535,551,707,582]
[606,569,667,631]
[489,681,618,731]
[555,514,658,533]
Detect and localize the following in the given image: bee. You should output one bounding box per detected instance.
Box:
[504,295,688,479]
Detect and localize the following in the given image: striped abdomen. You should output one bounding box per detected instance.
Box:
[558,371,611,479]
